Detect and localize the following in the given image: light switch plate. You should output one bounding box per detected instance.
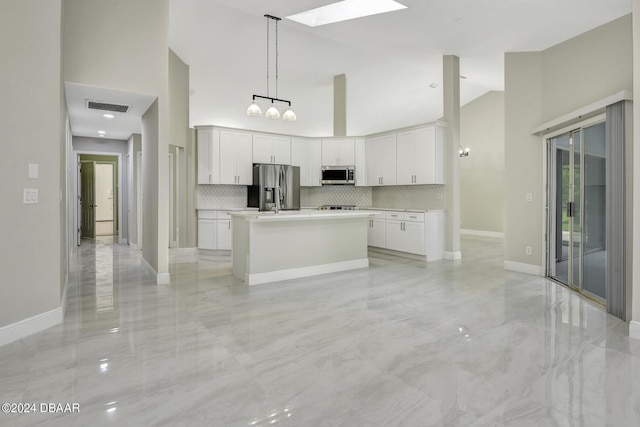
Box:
[29,163,38,179]
[23,188,38,204]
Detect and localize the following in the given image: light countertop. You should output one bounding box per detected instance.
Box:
[229,210,377,222]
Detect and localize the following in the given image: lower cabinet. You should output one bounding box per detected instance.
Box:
[216,212,233,250]
[367,212,386,248]
[368,210,444,260]
[197,210,232,251]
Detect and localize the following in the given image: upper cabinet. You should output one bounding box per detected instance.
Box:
[219,130,253,185]
[396,126,444,185]
[355,138,366,187]
[291,138,322,187]
[321,138,355,166]
[366,134,397,186]
[253,134,291,165]
[197,128,220,184]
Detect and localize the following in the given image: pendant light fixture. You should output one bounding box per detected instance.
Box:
[247,14,296,121]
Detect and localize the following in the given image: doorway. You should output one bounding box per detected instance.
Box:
[78,154,119,242]
[547,120,606,303]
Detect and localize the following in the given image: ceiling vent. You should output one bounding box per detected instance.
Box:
[86,100,130,113]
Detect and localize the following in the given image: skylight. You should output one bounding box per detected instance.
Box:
[286,0,407,27]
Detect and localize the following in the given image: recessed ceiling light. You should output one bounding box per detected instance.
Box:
[429,83,438,89]
[286,0,407,27]
[460,75,468,79]
[103,114,114,119]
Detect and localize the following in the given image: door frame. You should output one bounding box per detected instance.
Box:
[542,114,606,303]
[73,150,123,246]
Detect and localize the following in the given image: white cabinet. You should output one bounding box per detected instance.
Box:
[291,138,322,187]
[367,210,443,260]
[366,134,397,186]
[385,211,425,255]
[322,139,355,166]
[217,211,233,250]
[253,134,291,164]
[367,211,386,248]
[198,210,234,250]
[396,126,444,185]
[355,138,366,186]
[220,130,253,185]
[197,128,220,184]
[197,211,218,250]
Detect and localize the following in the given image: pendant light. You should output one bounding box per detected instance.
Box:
[247,14,296,121]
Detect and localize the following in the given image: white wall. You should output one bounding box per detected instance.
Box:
[0,0,63,329]
[63,0,170,280]
[504,15,632,270]
[631,0,640,333]
[460,91,505,234]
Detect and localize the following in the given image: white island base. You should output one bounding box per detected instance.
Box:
[231,211,374,286]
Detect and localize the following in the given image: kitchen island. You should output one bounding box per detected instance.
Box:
[230,210,376,286]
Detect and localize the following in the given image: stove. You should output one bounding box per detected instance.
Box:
[319,205,357,210]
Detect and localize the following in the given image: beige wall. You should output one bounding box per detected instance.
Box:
[143,100,160,270]
[632,0,640,328]
[0,0,63,327]
[169,49,194,248]
[541,15,633,123]
[504,15,633,270]
[63,0,170,277]
[127,134,142,247]
[460,91,505,234]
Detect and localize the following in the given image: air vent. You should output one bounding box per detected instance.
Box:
[87,100,130,113]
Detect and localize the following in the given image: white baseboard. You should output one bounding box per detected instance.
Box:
[629,321,640,340]
[141,257,171,285]
[61,277,68,317]
[246,258,369,286]
[368,247,427,261]
[503,260,543,276]
[157,273,171,285]
[460,229,504,239]
[0,307,63,347]
[177,247,198,254]
[445,251,462,260]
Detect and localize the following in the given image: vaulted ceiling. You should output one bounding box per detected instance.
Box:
[169,0,630,137]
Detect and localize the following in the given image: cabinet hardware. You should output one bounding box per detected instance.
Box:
[209,174,212,183]
[229,221,231,229]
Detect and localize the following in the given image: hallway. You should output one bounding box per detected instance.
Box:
[1,237,639,426]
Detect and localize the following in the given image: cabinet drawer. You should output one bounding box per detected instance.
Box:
[385,211,404,220]
[404,212,424,222]
[198,210,218,220]
[218,211,233,219]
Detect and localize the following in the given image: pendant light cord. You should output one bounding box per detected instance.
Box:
[266,17,270,98]
[275,18,279,99]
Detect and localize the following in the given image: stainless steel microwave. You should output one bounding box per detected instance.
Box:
[321,165,355,185]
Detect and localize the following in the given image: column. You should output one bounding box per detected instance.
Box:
[443,55,461,259]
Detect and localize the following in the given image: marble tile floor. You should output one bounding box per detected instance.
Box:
[1,236,640,426]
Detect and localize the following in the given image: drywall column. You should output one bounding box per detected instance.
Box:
[630,0,640,339]
[443,55,461,259]
[334,74,347,137]
[0,0,63,341]
[503,52,543,274]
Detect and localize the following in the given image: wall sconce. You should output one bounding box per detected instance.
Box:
[459,146,470,157]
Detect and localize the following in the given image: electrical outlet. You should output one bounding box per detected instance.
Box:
[23,188,38,204]
[526,193,533,202]
[525,246,532,255]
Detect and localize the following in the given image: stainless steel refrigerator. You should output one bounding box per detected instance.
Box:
[248,164,300,211]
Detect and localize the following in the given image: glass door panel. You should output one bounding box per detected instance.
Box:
[547,121,606,304]
[582,122,606,300]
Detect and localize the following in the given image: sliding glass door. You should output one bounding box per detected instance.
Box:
[547,121,606,303]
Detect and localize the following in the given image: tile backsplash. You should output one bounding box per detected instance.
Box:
[197,185,247,209]
[300,186,372,207]
[198,184,446,211]
[373,185,446,210]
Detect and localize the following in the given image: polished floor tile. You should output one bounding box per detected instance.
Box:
[1,235,639,426]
